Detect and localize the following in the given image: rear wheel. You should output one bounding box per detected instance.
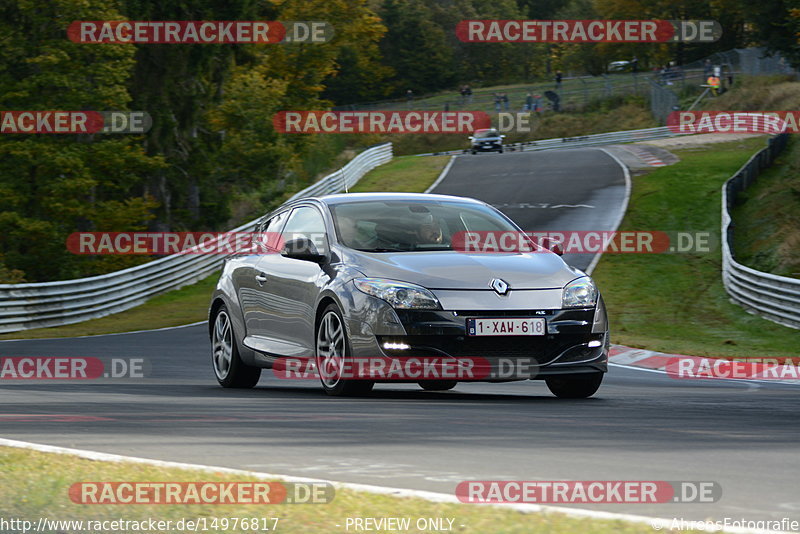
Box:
[316,304,374,396]
[545,373,603,398]
[418,380,457,391]
[211,305,261,388]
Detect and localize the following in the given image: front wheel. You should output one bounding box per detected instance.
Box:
[211,305,261,388]
[545,373,603,398]
[316,304,374,396]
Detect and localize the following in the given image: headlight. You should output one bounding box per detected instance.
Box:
[354,278,441,310]
[562,276,598,308]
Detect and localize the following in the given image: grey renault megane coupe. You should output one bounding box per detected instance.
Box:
[209,193,609,398]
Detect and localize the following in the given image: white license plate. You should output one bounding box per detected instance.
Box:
[467,317,546,336]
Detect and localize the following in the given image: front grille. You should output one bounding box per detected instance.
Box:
[393,309,596,337]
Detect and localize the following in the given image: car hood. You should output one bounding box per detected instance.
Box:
[341,249,579,290]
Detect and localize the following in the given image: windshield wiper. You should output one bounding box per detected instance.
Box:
[354,247,408,252]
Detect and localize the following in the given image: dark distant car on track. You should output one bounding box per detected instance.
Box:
[209,193,609,398]
[469,128,505,154]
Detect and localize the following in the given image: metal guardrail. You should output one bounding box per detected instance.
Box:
[721,134,800,329]
[0,143,393,333]
[419,126,680,156]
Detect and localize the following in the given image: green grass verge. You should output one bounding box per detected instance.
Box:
[0,446,675,534]
[731,136,800,278]
[349,155,449,193]
[0,273,219,340]
[591,137,799,359]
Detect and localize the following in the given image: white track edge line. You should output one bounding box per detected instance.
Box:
[0,320,206,343]
[585,148,632,276]
[609,362,800,387]
[424,155,456,193]
[0,437,783,534]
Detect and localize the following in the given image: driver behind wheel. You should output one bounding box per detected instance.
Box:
[415,213,444,245]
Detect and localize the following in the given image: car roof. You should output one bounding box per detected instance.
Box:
[315,192,486,206]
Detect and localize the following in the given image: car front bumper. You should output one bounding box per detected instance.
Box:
[346,298,609,381]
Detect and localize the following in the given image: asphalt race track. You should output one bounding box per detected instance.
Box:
[2,149,798,525]
[431,148,629,271]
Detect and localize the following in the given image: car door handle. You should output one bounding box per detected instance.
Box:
[255,272,267,285]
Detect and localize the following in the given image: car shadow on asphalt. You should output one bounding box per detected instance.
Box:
[0,381,608,405]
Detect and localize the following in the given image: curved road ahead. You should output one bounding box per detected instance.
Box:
[432,148,628,271]
[1,149,797,526]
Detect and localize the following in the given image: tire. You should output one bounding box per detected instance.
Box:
[418,380,457,391]
[471,150,476,155]
[545,373,603,399]
[498,148,504,153]
[315,304,374,396]
[211,305,261,388]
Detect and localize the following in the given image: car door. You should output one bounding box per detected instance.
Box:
[247,205,331,358]
[267,205,331,356]
[238,209,289,343]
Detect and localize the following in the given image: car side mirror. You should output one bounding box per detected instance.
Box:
[468,136,474,140]
[501,134,506,139]
[539,237,564,256]
[281,237,326,263]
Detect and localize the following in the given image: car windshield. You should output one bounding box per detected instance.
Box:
[474,130,499,139]
[330,200,517,252]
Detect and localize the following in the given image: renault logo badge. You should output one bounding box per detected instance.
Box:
[490,278,509,295]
